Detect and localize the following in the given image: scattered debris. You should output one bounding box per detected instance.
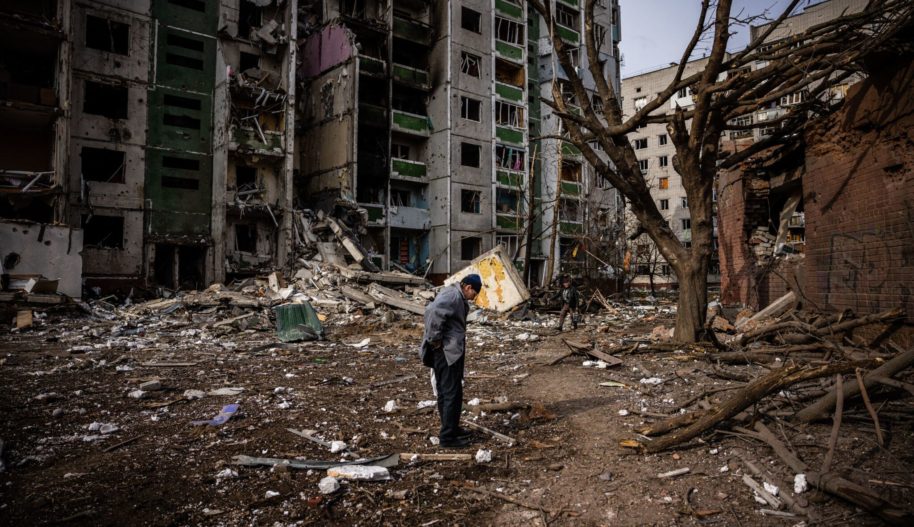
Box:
[191,404,239,426]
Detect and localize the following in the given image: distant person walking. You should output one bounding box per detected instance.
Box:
[419,274,483,448]
[554,275,581,331]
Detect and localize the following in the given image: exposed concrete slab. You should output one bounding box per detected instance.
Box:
[0,221,84,298]
[445,244,530,313]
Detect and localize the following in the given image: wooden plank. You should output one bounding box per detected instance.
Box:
[736,291,796,329]
[460,419,516,444]
[368,283,426,315]
[583,348,623,367]
[399,453,473,462]
[340,285,378,306]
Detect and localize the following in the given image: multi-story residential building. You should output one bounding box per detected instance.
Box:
[298,0,624,285]
[620,57,718,289]
[0,0,298,292]
[1,0,623,295]
[534,0,623,283]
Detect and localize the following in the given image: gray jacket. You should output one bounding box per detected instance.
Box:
[419,284,469,366]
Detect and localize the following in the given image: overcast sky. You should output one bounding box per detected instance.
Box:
[618,0,807,77]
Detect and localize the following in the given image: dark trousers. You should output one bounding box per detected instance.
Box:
[558,304,578,330]
[431,350,464,441]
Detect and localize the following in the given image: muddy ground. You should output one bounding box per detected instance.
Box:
[1,299,912,526]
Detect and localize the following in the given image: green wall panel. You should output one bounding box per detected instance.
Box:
[147,87,212,153]
[145,149,213,235]
[153,0,218,35]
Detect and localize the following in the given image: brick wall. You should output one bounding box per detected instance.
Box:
[803,58,914,320]
[717,168,755,307]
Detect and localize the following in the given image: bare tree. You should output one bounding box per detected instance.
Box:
[529,0,913,342]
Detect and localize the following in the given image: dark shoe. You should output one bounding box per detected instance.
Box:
[456,428,479,440]
[439,436,473,449]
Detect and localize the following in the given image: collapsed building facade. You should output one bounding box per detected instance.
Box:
[1,0,624,296]
[1,0,298,294]
[296,0,624,284]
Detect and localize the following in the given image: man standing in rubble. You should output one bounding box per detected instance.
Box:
[419,274,483,448]
[555,275,581,331]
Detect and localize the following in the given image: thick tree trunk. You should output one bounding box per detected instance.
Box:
[674,258,708,342]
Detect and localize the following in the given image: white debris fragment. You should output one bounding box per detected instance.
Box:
[719,465,730,473]
[639,377,663,385]
[582,360,597,368]
[763,482,779,496]
[264,490,280,498]
[326,465,391,481]
[467,398,481,406]
[140,380,162,391]
[382,400,399,413]
[617,409,629,416]
[128,390,146,399]
[515,333,531,341]
[416,400,437,409]
[329,441,348,453]
[318,476,340,494]
[99,423,119,434]
[209,387,244,396]
[183,389,205,400]
[215,468,238,480]
[475,449,493,463]
[350,338,371,348]
[429,436,440,445]
[709,448,719,455]
[794,473,808,494]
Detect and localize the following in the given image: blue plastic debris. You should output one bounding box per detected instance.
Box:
[191,404,239,426]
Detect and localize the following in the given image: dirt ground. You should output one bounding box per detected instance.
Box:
[1,299,912,526]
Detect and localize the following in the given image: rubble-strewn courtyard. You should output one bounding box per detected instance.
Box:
[2,280,913,525]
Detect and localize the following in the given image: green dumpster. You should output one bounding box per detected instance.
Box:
[273,303,324,342]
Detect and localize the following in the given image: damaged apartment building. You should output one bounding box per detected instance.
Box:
[2,0,624,296]
[1,0,297,295]
[296,0,623,284]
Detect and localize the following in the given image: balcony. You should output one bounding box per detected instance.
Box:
[393,15,432,46]
[495,0,523,20]
[392,63,430,90]
[497,213,522,231]
[390,158,427,181]
[391,109,430,137]
[557,0,579,7]
[496,126,524,145]
[496,82,524,103]
[358,103,388,127]
[496,169,524,188]
[560,181,581,197]
[559,221,583,235]
[555,24,580,46]
[359,55,386,77]
[496,40,524,64]
[230,126,285,155]
[389,205,431,230]
[359,202,386,226]
[561,142,582,159]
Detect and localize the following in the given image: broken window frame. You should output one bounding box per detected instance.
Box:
[495,145,525,171]
[555,4,579,29]
[681,218,691,230]
[658,155,669,167]
[460,96,482,122]
[85,14,130,56]
[81,147,126,184]
[633,137,647,149]
[495,100,525,129]
[659,199,669,210]
[460,189,482,214]
[638,159,649,171]
[495,16,524,46]
[460,52,481,78]
[658,133,668,145]
[83,80,129,120]
[659,177,669,190]
[81,214,125,249]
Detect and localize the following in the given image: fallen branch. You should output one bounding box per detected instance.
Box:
[855,368,884,446]
[796,347,914,422]
[640,361,876,453]
[821,374,843,473]
[461,419,516,444]
[752,422,912,525]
